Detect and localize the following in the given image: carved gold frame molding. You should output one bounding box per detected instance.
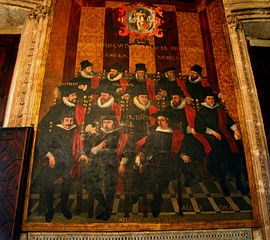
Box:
[1,0,54,128]
[223,3,270,239]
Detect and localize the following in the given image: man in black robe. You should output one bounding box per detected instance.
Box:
[83,112,130,221]
[38,111,87,222]
[195,89,249,195]
[38,85,85,133]
[135,110,192,217]
[84,83,121,131]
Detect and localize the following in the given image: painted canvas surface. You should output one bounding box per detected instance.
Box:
[24,0,257,230]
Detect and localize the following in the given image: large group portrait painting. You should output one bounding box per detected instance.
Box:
[24,0,257,229]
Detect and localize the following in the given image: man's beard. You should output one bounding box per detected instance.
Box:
[109,72,119,79]
[100,98,108,105]
[136,74,146,82]
[172,101,180,108]
[85,71,94,76]
[166,75,176,81]
[191,75,198,81]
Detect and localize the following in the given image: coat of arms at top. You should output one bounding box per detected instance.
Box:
[117,3,163,39]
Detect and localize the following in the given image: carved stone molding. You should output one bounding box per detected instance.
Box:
[224,2,270,239]
[3,0,53,127]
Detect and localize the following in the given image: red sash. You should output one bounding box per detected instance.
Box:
[75,104,86,125]
[177,78,191,98]
[120,78,128,93]
[170,129,185,158]
[146,78,156,101]
[184,105,212,154]
[69,128,84,178]
[91,75,99,89]
[112,103,121,123]
[149,105,159,125]
[217,108,238,153]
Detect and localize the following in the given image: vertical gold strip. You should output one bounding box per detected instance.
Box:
[177,12,206,75]
[76,7,106,73]
[207,1,238,122]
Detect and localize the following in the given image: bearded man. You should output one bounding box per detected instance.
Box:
[39,85,85,133]
[128,63,156,101]
[84,84,121,129]
[38,111,87,222]
[178,64,216,104]
[83,112,130,221]
[195,89,249,195]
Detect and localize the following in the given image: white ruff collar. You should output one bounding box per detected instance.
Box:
[188,75,202,84]
[107,72,123,82]
[56,124,76,130]
[62,97,75,107]
[81,70,93,79]
[133,96,150,111]
[170,99,186,109]
[201,102,219,109]
[97,96,114,108]
[156,126,173,133]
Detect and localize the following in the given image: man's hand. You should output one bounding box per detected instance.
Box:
[96,140,107,150]
[158,89,167,97]
[186,97,193,106]
[191,128,197,135]
[182,155,191,163]
[85,124,97,134]
[118,164,126,176]
[234,129,242,140]
[212,131,222,140]
[49,156,55,168]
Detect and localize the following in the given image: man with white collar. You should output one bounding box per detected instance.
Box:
[135,110,192,217]
[72,60,100,94]
[156,67,183,102]
[83,112,130,221]
[104,62,130,97]
[178,64,215,104]
[195,89,248,196]
[129,63,156,101]
[84,83,121,130]
[126,86,159,142]
[38,85,85,133]
[38,111,87,222]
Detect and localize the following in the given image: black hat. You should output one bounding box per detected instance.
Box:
[169,88,184,97]
[203,87,214,98]
[163,67,176,73]
[100,110,117,122]
[133,84,149,96]
[98,83,115,95]
[152,110,172,119]
[191,64,202,75]
[59,85,77,97]
[80,60,93,70]
[110,62,123,72]
[135,63,147,72]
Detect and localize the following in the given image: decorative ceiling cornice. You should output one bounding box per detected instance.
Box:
[0,0,49,11]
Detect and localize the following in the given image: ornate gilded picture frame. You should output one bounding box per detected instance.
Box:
[22,0,261,232]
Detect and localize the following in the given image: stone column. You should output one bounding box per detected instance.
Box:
[4,1,52,128]
[226,15,270,240]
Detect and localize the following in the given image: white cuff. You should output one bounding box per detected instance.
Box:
[231,124,237,131]
[46,152,54,158]
[206,128,214,135]
[186,125,191,134]
[120,157,128,165]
